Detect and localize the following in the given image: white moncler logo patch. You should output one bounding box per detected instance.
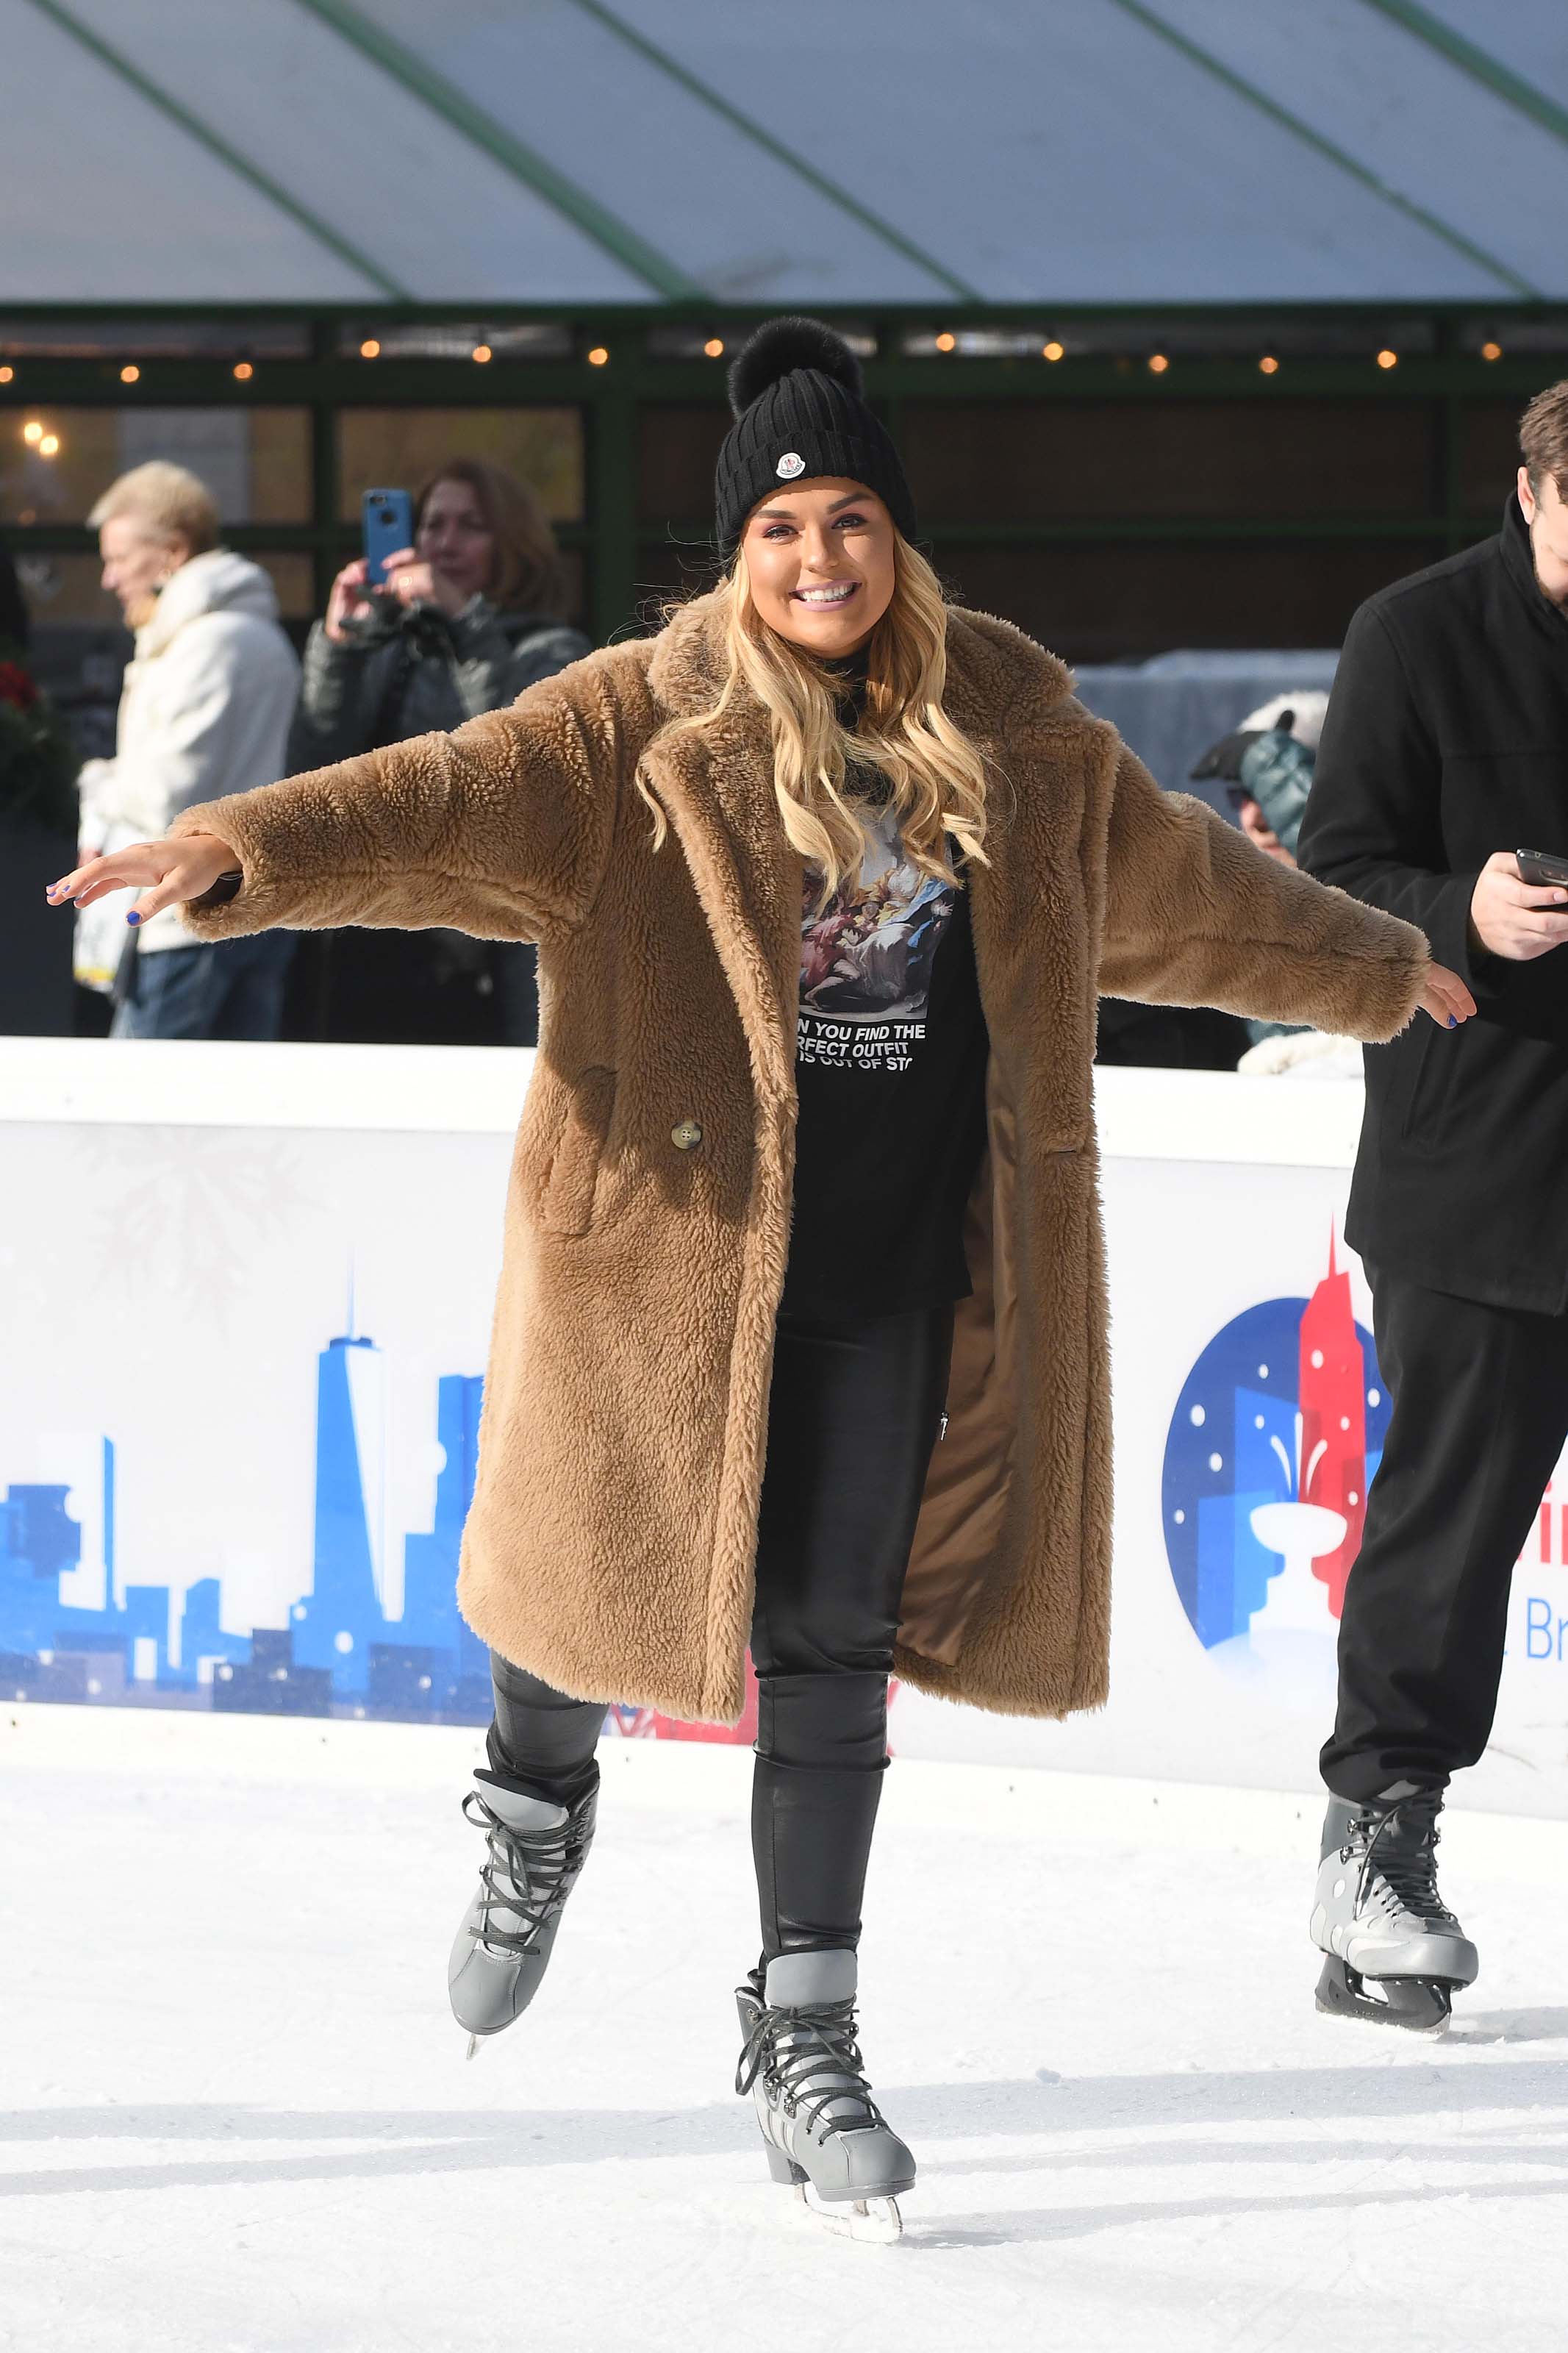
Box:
[775,451,805,479]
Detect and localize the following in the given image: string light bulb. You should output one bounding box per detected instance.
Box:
[704,337,725,359]
[0,367,12,385]
[1042,340,1064,363]
[935,331,956,353]
[1148,351,1170,375]
[587,346,609,367]
[233,362,254,381]
[120,365,140,384]
[359,338,381,360]
[22,419,43,444]
[1259,354,1280,375]
[1481,340,1503,363]
[1376,348,1399,370]
[472,343,492,364]
[38,433,60,457]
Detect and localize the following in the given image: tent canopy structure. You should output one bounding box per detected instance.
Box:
[7,0,1568,311]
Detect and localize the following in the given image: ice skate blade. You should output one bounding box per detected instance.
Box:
[1314,1955,1453,2036]
[790,2182,903,2245]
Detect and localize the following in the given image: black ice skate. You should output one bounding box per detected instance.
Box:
[448,1765,598,2057]
[1310,1786,1478,2034]
[735,1949,915,2245]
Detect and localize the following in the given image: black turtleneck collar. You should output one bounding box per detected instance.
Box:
[823,641,870,683]
[817,640,872,726]
[1500,490,1568,636]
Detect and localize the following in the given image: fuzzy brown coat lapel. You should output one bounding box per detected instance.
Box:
[176,594,1429,1722]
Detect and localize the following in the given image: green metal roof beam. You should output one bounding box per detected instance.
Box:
[1106,0,1543,299]
[27,0,409,299]
[291,0,704,301]
[1358,0,1568,153]
[565,0,981,303]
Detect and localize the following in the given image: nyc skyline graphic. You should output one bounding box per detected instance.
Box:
[0,1312,496,1723]
[0,1301,756,1741]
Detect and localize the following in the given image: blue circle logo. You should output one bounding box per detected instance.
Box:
[1162,1243,1390,1662]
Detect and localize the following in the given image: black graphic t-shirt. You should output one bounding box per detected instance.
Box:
[781,770,992,1320]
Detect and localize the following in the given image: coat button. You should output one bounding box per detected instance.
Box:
[671,1118,703,1151]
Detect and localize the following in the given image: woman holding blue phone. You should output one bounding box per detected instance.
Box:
[291,457,588,1043]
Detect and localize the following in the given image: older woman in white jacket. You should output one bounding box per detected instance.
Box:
[79,462,300,1038]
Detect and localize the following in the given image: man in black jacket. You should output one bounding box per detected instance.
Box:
[1295,380,1568,2029]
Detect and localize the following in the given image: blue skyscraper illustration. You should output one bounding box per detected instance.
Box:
[0,1441,177,1701]
[0,1482,77,1657]
[402,1374,487,1677]
[291,1327,387,1696]
[352,1368,491,1715]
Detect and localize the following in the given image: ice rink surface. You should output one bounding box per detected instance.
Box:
[5,1707,1568,2353]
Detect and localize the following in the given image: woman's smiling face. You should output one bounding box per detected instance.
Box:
[740,477,896,657]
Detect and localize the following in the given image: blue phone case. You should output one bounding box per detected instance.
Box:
[362,487,413,587]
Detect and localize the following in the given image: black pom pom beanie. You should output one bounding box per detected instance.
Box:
[714,317,917,558]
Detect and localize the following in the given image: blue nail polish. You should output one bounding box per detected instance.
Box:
[1447,1013,1456,1028]
[126,910,141,926]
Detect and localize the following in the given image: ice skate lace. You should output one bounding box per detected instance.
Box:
[734,1997,889,2139]
[462,1790,590,1960]
[1345,1797,1460,1930]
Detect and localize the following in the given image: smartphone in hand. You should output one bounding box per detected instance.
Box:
[362,487,413,588]
[1515,847,1568,896]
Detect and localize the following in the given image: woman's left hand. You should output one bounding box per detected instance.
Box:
[1420,963,1477,1028]
[379,549,468,618]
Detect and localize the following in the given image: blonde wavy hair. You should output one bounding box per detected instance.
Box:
[642,532,992,910]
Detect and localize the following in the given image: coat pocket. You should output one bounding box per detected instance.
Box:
[1397,1023,1450,1145]
[540,1065,617,1236]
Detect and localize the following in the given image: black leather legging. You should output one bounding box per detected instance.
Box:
[489,1301,953,1960]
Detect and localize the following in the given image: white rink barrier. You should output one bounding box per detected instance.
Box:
[2,1038,1564,1815]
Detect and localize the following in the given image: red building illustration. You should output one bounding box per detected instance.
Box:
[605,1657,763,1745]
[605,1660,902,1748]
[1296,1233,1369,1619]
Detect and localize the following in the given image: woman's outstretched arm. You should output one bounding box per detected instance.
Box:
[1094,735,1466,1039]
[50,649,637,947]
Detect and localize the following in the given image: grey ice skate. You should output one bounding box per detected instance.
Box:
[734,1949,915,2244]
[1310,1786,1478,2034]
[448,1765,598,2055]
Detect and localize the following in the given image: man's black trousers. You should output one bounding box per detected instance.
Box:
[490,1301,953,1961]
[1324,1265,1568,1802]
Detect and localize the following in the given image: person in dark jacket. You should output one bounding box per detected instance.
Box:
[1295,379,1568,2029]
[290,457,589,1043]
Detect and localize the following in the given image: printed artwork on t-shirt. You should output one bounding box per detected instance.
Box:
[798,804,957,1074]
